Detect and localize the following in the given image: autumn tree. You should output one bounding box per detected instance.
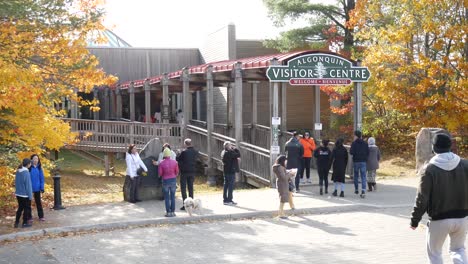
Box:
[351,0,467,152]
[0,0,115,209]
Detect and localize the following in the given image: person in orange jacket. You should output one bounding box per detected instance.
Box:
[300,132,316,184]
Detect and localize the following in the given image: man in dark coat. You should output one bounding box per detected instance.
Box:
[284,132,304,192]
[330,138,348,197]
[176,138,199,210]
[222,141,240,205]
[350,130,369,198]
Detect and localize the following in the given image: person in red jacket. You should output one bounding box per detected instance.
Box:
[300,132,316,184]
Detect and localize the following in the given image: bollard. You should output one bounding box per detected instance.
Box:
[52,174,65,210]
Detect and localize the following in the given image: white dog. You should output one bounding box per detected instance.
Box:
[183,197,202,216]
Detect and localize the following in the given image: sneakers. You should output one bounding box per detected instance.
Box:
[300,178,305,184]
[360,191,366,198]
[39,218,45,222]
[306,179,312,183]
[354,190,359,194]
[165,213,171,217]
[325,188,328,194]
[320,188,323,195]
[340,191,344,197]
[22,223,32,228]
[223,201,229,205]
[14,223,19,228]
[279,216,288,219]
[332,190,338,196]
[171,212,176,217]
[229,201,238,206]
[180,206,185,211]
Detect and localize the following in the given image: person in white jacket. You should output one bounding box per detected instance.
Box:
[155,143,177,166]
[126,144,148,203]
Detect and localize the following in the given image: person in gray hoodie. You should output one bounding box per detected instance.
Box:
[366,137,380,192]
[14,158,33,228]
[410,133,468,263]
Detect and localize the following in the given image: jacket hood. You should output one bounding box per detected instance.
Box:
[429,152,461,171]
[18,167,28,173]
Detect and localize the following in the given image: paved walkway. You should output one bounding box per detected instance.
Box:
[0,176,420,242]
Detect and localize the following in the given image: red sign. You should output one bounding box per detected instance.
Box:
[289,78,351,86]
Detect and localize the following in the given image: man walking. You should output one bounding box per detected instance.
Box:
[176,138,199,211]
[410,133,468,264]
[350,130,369,198]
[285,132,304,192]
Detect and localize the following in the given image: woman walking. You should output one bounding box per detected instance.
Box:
[29,154,45,222]
[330,138,348,197]
[366,137,381,191]
[158,148,179,217]
[125,144,148,203]
[14,158,33,228]
[272,155,295,219]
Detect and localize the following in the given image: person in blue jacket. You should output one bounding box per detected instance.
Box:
[29,154,45,221]
[15,158,33,228]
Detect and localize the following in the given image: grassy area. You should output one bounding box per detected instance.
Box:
[378,153,417,179]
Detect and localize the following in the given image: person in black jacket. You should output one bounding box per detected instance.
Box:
[222,141,240,205]
[410,133,468,263]
[284,132,304,192]
[350,130,369,198]
[330,138,348,197]
[314,139,331,195]
[176,138,199,211]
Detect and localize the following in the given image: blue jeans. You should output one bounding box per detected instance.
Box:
[353,162,367,192]
[162,178,177,213]
[223,172,235,202]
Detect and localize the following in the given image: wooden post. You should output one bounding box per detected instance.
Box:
[129,82,136,122]
[104,153,110,177]
[251,81,258,144]
[182,67,191,137]
[206,66,214,168]
[110,88,116,119]
[71,88,79,119]
[354,61,363,132]
[93,88,99,120]
[314,85,321,140]
[233,62,243,145]
[104,87,110,120]
[281,82,287,134]
[196,91,201,120]
[226,84,231,133]
[116,86,122,119]
[144,80,151,123]
[162,74,170,124]
[270,59,280,188]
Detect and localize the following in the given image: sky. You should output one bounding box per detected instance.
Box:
[103,0,334,48]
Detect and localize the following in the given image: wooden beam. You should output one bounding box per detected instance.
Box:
[116,86,122,119]
[233,62,243,144]
[251,81,258,144]
[162,74,170,124]
[129,82,136,122]
[93,88,99,120]
[144,80,151,123]
[182,68,191,137]
[206,66,214,168]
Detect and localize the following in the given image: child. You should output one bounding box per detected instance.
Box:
[314,139,332,195]
[366,137,381,191]
[14,158,33,228]
[330,138,348,197]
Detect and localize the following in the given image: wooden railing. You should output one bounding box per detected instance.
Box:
[239,142,271,185]
[64,118,183,152]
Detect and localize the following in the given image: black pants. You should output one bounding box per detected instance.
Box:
[180,173,195,202]
[301,157,312,179]
[15,196,31,225]
[129,176,141,202]
[31,191,44,219]
[318,167,329,189]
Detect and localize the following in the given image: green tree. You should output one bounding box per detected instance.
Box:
[263,0,356,54]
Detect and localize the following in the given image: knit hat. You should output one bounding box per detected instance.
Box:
[354,130,362,138]
[163,147,172,157]
[368,137,376,145]
[432,133,451,154]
